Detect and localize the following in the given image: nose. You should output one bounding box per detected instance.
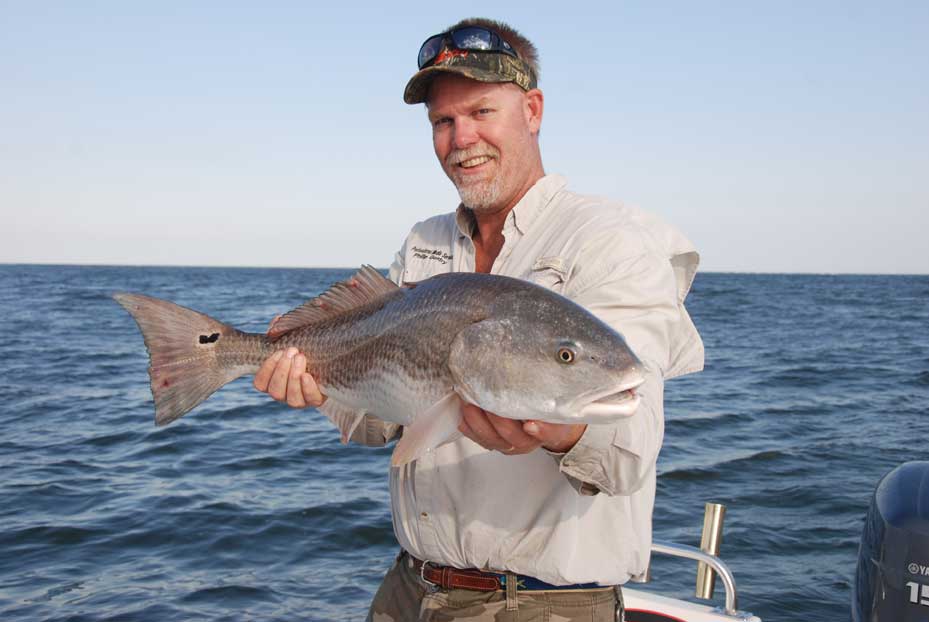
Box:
[452,117,479,150]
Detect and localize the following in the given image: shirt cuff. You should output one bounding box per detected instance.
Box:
[546,423,614,495]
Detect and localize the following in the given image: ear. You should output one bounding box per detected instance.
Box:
[525,88,544,135]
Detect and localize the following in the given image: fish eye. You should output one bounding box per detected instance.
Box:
[557,347,576,364]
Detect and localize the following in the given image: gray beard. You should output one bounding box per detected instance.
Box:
[455,175,504,213]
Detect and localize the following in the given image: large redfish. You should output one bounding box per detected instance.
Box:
[114,267,644,465]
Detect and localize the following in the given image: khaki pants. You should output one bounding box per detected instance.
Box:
[366,552,623,622]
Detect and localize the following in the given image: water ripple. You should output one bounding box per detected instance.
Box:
[1,267,927,621]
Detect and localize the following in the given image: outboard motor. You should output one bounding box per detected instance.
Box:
[853,461,929,621]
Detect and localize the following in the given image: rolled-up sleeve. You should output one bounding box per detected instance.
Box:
[555,247,684,495]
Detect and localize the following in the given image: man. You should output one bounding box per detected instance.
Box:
[254,18,703,622]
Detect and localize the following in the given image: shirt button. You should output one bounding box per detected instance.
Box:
[421,512,429,518]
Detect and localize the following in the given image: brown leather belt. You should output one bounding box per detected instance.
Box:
[411,556,502,591]
[408,554,605,592]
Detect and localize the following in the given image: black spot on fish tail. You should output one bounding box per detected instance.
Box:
[199,333,220,344]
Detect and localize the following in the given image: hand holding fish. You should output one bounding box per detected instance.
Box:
[459,403,587,454]
[253,347,326,409]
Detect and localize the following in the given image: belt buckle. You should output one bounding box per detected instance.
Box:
[419,559,439,593]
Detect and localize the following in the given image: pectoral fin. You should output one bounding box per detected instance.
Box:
[391,393,463,467]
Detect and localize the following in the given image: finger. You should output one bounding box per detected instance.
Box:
[523,420,543,438]
[524,421,587,453]
[484,413,540,453]
[253,350,284,392]
[460,404,509,451]
[266,314,282,335]
[286,353,308,408]
[458,411,479,442]
[300,374,325,407]
[267,347,297,401]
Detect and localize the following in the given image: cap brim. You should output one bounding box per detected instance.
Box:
[403,64,512,105]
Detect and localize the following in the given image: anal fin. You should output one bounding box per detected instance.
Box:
[391,393,463,467]
[318,398,366,444]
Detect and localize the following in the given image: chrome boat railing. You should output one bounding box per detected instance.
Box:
[650,539,740,616]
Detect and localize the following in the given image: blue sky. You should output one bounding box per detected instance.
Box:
[3,1,927,273]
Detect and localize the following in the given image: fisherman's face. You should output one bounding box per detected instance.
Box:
[427,74,542,215]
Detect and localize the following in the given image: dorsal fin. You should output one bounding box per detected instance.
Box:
[267,265,399,339]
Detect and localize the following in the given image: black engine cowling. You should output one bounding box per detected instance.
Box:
[853,461,929,621]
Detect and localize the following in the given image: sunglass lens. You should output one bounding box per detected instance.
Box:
[418,35,445,68]
[451,27,494,51]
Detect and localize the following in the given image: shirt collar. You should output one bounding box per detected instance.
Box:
[454,174,568,239]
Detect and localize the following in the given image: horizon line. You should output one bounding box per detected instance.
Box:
[1,261,926,278]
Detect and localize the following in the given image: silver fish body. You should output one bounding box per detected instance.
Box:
[115,267,644,465]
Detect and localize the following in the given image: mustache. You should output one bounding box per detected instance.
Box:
[445,144,500,167]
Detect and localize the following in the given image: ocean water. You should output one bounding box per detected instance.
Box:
[0,265,927,621]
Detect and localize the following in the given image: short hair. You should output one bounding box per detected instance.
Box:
[445,17,541,85]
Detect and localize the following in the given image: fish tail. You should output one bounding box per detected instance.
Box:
[114,293,267,425]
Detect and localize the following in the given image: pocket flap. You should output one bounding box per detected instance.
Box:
[529,256,568,292]
[531,256,567,275]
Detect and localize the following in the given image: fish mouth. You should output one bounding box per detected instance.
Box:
[577,377,645,420]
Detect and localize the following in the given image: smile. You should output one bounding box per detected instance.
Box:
[458,155,493,168]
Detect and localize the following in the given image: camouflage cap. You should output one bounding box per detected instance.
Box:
[403,48,538,105]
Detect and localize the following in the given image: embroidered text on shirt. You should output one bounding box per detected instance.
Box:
[412,247,453,265]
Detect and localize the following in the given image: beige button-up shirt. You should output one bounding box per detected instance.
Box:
[346,174,703,585]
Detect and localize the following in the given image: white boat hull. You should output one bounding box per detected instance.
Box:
[624,587,761,621]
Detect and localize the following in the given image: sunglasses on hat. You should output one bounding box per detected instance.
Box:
[417,26,519,69]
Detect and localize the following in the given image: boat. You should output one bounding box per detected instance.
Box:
[620,461,929,621]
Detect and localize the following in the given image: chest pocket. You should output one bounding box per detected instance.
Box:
[528,256,569,294]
